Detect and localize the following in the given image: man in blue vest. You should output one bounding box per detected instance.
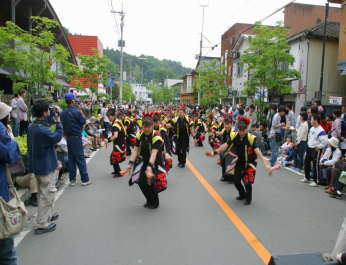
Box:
[61,93,92,186]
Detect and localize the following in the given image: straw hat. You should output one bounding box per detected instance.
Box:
[328,137,339,148]
[0,102,12,120]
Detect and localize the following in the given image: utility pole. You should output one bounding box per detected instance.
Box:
[319,2,329,102]
[198,4,208,105]
[111,8,125,104]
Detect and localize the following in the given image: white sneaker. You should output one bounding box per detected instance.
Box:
[81,180,92,186]
[309,181,318,187]
[69,181,76,187]
[300,178,309,183]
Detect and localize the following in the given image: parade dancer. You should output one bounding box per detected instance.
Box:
[218,116,234,182]
[174,109,192,168]
[127,116,166,209]
[107,109,127,178]
[124,111,136,156]
[207,116,274,205]
[192,114,206,147]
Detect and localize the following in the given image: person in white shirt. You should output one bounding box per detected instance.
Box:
[10,94,20,137]
[301,114,328,186]
[293,112,309,170]
[319,137,342,185]
[17,90,28,136]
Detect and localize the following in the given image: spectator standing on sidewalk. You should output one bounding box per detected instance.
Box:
[27,99,62,234]
[294,112,309,171]
[0,102,20,265]
[301,114,328,186]
[10,94,20,137]
[286,104,296,129]
[245,104,257,128]
[17,90,28,136]
[332,110,343,139]
[269,106,287,166]
[61,93,92,186]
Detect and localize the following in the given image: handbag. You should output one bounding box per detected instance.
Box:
[153,168,167,193]
[129,160,144,186]
[0,166,27,239]
[224,151,239,175]
[8,157,26,177]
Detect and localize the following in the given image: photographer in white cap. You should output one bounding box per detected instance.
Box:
[0,102,21,265]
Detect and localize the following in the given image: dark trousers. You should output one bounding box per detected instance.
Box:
[294,141,307,170]
[66,136,89,183]
[234,167,252,202]
[0,238,18,265]
[138,171,159,207]
[19,120,27,136]
[176,140,188,165]
[113,163,121,175]
[304,147,322,183]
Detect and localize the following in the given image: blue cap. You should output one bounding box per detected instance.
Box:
[64,93,75,100]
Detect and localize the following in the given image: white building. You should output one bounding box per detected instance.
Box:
[231,34,252,105]
[164,79,183,88]
[131,83,152,104]
[288,21,346,113]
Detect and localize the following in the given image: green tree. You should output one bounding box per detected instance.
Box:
[148,85,177,104]
[0,17,76,96]
[241,23,300,118]
[77,50,110,98]
[194,59,227,106]
[111,82,134,102]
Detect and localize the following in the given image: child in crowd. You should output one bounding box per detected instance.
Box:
[277,137,295,166]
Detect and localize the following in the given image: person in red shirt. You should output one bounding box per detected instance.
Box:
[320,112,332,134]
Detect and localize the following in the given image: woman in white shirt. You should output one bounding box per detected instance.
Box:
[293,112,309,170]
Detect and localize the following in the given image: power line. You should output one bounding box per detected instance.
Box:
[109,0,121,36]
[202,0,297,55]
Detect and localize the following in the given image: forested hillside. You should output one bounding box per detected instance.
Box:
[104,48,191,83]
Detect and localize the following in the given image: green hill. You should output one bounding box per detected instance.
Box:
[104,48,191,83]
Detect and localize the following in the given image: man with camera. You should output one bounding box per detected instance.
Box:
[61,93,92,186]
[27,99,62,234]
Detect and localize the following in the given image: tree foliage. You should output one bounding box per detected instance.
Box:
[76,50,110,97]
[194,59,227,106]
[0,16,77,96]
[149,85,178,104]
[241,23,300,100]
[104,48,191,83]
[111,82,135,102]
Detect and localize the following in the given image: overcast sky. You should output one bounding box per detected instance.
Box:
[50,0,338,69]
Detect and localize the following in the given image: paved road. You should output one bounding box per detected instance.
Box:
[17,142,345,265]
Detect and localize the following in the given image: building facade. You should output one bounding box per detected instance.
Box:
[68,34,106,95]
[180,71,197,105]
[131,83,152,104]
[0,0,77,96]
[288,22,346,113]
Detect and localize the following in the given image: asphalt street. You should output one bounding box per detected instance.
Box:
[17,142,346,265]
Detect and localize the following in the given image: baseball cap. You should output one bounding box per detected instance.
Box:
[64,93,75,101]
[0,102,12,120]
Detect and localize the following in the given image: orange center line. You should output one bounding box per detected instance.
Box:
[186,160,272,265]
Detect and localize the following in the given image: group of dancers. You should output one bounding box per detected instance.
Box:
[104,106,274,208]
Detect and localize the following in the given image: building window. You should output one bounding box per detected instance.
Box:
[237,63,243,78]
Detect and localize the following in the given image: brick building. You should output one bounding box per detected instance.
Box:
[67,35,106,95]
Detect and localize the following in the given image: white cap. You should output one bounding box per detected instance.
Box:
[0,102,12,120]
[328,137,339,148]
